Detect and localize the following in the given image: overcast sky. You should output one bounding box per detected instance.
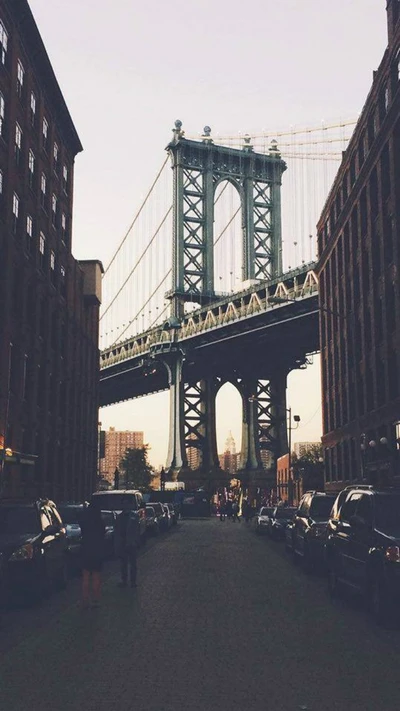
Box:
[30,0,388,467]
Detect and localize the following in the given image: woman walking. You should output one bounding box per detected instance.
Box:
[79,503,106,608]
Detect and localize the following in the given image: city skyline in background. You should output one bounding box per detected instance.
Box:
[28,0,388,466]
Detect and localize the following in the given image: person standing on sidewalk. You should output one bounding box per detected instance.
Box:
[114,509,140,588]
[79,503,106,609]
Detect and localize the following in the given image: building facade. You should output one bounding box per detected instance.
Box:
[99,427,144,483]
[0,0,103,501]
[317,1,400,491]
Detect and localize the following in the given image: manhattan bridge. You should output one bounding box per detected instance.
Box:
[99,119,355,490]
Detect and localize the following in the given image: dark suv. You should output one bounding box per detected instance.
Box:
[91,490,147,543]
[291,491,337,571]
[0,498,68,602]
[325,485,400,626]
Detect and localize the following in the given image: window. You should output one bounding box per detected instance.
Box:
[39,231,46,268]
[50,250,55,284]
[30,92,36,126]
[61,212,67,243]
[384,86,390,112]
[16,60,24,99]
[51,193,57,227]
[60,265,66,295]
[62,165,68,193]
[53,142,59,174]
[12,192,19,233]
[28,149,35,189]
[0,91,4,137]
[397,49,400,82]
[356,495,373,527]
[340,493,360,522]
[42,117,49,152]
[40,173,47,209]
[0,19,8,65]
[26,214,32,238]
[15,122,22,165]
[0,168,3,196]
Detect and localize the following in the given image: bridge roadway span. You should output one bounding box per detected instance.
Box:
[2,519,400,711]
[99,265,320,407]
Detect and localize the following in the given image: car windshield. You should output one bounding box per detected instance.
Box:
[92,494,138,511]
[260,508,272,516]
[275,507,296,519]
[309,497,336,519]
[375,496,400,530]
[58,507,82,524]
[0,507,40,534]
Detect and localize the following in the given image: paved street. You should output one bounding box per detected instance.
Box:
[2,519,400,711]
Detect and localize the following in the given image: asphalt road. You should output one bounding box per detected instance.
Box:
[2,519,400,711]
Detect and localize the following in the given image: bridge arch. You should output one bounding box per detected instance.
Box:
[213,179,243,295]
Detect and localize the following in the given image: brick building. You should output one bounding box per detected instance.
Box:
[317,1,400,491]
[99,427,144,483]
[0,0,103,501]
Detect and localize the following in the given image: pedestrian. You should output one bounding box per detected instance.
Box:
[219,500,226,521]
[79,503,106,609]
[232,500,240,522]
[225,499,233,520]
[114,508,140,588]
[243,499,251,523]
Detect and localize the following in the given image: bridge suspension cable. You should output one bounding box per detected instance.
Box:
[103,155,169,276]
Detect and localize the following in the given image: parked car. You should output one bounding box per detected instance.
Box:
[165,503,177,525]
[254,506,274,534]
[0,498,68,602]
[145,506,159,535]
[150,502,169,531]
[91,490,147,544]
[291,491,336,570]
[161,503,173,529]
[325,485,400,626]
[268,507,297,540]
[57,503,85,570]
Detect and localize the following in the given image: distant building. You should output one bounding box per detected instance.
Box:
[187,432,201,470]
[0,0,102,501]
[260,424,273,469]
[293,442,321,458]
[218,431,239,474]
[99,427,144,483]
[317,1,400,491]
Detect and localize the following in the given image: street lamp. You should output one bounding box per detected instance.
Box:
[287,408,300,505]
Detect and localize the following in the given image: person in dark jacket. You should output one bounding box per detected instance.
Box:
[114,510,140,588]
[79,503,106,608]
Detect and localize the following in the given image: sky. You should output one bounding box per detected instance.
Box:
[29,0,388,467]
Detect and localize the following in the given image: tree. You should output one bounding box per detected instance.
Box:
[292,444,324,490]
[119,446,154,490]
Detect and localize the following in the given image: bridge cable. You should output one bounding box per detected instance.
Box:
[100,206,173,321]
[103,155,169,276]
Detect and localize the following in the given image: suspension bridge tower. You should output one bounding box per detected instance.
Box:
[163,121,288,492]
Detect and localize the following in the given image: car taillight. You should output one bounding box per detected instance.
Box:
[385,546,400,563]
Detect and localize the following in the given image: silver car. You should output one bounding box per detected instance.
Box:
[254,506,274,534]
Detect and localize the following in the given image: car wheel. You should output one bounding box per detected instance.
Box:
[327,556,339,598]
